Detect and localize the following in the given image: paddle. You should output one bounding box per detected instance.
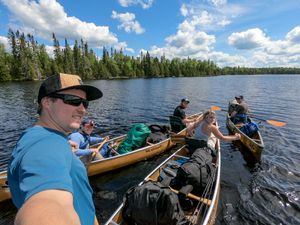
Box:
[91,136,110,159]
[211,105,287,127]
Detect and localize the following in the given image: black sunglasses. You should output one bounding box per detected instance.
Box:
[49,93,89,109]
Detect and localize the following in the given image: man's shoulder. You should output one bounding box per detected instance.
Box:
[15,127,68,154]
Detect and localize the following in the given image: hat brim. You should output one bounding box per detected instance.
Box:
[59,85,103,101]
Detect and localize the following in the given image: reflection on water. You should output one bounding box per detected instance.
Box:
[0,75,299,224]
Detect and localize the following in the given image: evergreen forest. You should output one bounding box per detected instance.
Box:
[0,29,299,82]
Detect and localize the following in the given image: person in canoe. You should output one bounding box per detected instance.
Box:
[68,119,110,159]
[230,95,249,124]
[7,73,102,225]
[173,98,197,125]
[187,110,241,150]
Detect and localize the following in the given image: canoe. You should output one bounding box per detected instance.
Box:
[105,124,221,225]
[226,106,264,160]
[0,113,201,203]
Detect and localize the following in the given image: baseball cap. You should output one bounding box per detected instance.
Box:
[81,119,95,127]
[37,73,103,103]
[181,98,190,103]
[235,95,243,100]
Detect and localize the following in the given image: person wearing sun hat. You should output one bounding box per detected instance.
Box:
[8,73,102,225]
[230,95,249,124]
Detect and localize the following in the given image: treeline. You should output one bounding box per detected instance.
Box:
[0,29,299,82]
[222,66,300,75]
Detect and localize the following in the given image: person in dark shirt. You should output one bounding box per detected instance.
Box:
[230,95,249,124]
[173,98,197,125]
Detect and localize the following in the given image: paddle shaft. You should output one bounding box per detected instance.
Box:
[211,105,286,127]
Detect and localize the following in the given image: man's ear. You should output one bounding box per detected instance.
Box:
[41,97,53,109]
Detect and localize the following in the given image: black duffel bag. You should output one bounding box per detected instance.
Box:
[123,180,187,225]
[171,147,214,195]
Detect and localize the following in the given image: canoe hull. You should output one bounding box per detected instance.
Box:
[226,115,264,161]
[88,130,184,176]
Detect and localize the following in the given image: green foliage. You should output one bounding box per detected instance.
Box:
[1,29,300,82]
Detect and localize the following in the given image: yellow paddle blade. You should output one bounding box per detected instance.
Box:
[211,105,221,111]
[266,120,287,127]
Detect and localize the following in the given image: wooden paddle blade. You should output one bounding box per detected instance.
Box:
[266,120,287,127]
[211,106,221,111]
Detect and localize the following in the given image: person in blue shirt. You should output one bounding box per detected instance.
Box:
[69,119,110,160]
[8,73,102,225]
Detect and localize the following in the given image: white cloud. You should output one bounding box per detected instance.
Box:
[1,0,119,48]
[111,11,145,34]
[225,26,300,67]
[208,0,227,7]
[146,27,216,60]
[228,28,269,49]
[177,1,248,31]
[286,26,300,43]
[0,36,9,49]
[114,41,135,53]
[118,0,154,9]
[180,4,189,17]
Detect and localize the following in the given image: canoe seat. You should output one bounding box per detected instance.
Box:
[169,115,186,133]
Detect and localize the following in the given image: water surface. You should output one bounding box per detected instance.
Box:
[0,75,299,224]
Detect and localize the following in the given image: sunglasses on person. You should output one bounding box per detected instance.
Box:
[49,93,89,109]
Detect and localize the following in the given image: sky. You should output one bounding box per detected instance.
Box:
[0,0,300,68]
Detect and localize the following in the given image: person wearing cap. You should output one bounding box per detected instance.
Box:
[68,119,110,159]
[173,98,197,125]
[230,95,249,124]
[7,73,102,225]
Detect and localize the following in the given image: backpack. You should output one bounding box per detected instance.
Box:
[123,181,187,225]
[172,147,214,195]
[148,124,170,144]
[117,123,151,154]
[240,121,259,137]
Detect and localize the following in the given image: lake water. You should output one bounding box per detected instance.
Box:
[0,75,299,224]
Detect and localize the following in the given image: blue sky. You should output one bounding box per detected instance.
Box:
[0,0,300,67]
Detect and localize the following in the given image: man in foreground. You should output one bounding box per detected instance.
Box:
[8,73,103,225]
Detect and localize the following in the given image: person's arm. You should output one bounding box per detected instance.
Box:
[210,125,240,141]
[94,216,99,225]
[68,140,78,152]
[15,190,80,225]
[89,135,110,146]
[230,110,237,118]
[186,114,204,136]
[74,149,93,156]
[89,136,104,145]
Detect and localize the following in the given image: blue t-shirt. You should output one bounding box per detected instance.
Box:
[8,126,95,225]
